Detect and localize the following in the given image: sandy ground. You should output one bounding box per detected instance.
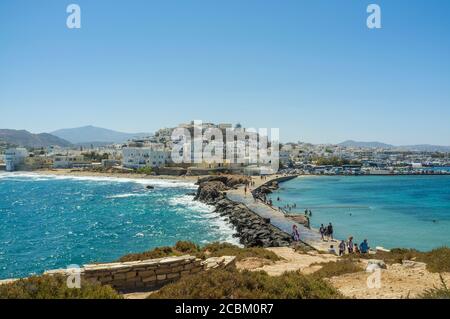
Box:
[235,247,450,299]
[329,261,450,299]
[236,247,338,276]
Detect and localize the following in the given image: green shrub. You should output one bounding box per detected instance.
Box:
[310,260,363,279]
[202,243,281,261]
[0,275,121,299]
[149,267,343,299]
[420,275,450,299]
[420,248,450,273]
[118,246,178,262]
[175,241,201,254]
[136,167,153,175]
[118,242,280,262]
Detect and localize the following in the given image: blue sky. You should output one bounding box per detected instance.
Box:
[1,0,449,145]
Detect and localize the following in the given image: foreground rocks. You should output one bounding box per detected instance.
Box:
[195,176,292,248]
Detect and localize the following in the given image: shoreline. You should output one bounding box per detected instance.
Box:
[5,169,203,183]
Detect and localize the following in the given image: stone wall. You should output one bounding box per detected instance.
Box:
[44,255,235,292]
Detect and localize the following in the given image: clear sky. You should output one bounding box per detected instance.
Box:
[1,0,449,145]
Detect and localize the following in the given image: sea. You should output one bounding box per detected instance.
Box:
[0,173,238,280]
[269,174,450,251]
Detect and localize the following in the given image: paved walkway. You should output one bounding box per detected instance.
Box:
[227,178,334,252]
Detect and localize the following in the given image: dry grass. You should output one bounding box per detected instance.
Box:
[310,260,364,279]
[149,267,343,299]
[0,275,121,299]
[203,243,281,261]
[118,241,281,263]
[344,247,450,273]
[420,275,450,299]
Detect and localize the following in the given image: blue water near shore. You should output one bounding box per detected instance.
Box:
[0,173,237,279]
[270,175,450,251]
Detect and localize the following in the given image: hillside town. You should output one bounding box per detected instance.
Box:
[1,122,450,176]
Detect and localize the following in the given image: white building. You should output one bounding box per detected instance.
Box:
[5,148,28,171]
[122,145,166,169]
[53,155,89,169]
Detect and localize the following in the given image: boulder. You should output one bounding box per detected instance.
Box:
[366,259,387,272]
[402,260,427,269]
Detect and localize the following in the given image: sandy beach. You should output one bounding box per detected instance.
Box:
[33,169,203,182]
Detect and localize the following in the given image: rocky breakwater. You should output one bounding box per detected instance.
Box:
[194,176,292,247]
[252,180,280,200]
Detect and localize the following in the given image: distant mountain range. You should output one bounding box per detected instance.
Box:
[339,140,450,152]
[51,126,151,144]
[0,129,72,148]
[338,140,393,149]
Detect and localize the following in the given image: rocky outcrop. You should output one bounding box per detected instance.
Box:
[253,180,280,199]
[214,198,292,247]
[196,175,251,188]
[194,180,229,203]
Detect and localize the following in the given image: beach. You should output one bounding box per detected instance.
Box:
[33,169,202,182]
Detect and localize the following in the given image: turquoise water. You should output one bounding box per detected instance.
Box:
[270,176,450,251]
[0,173,237,279]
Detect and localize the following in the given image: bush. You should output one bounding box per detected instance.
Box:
[175,241,201,254]
[118,246,178,262]
[136,167,153,175]
[149,267,343,299]
[202,243,281,261]
[0,275,121,299]
[420,248,450,273]
[420,275,450,299]
[118,242,280,262]
[310,260,363,279]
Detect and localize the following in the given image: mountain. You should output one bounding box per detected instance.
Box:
[51,126,151,144]
[0,129,72,148]
[338,140,394,149]
[339,140,450,152]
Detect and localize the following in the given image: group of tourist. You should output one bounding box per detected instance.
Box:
[319,223,334,241]
[329,238,370,256]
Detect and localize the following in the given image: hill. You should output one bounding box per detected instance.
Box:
[339,140,450,152]
[0,129,72,148]
[51,126,151,144]
[338,140,393,149]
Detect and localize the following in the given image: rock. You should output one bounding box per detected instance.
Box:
[402,260,427,269]
[145,185,154,190]
[194,181,293,248]
[366,259,387,272]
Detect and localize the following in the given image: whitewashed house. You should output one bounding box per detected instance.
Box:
[122,144,166,169]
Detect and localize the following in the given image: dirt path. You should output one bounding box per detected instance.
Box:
[236,247,338,276]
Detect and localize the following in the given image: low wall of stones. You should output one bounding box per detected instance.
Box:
[44,255,236,292]
[46,255,204,292]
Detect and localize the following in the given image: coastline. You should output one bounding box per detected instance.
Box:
[30,170,330,251]
[30,169,203,182]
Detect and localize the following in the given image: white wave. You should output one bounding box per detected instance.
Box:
[169,195,240,246]
[0,172,197,189]
[106,193,149,199]
[169,195,213,213]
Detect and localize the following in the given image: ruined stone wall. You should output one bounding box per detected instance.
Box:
[44,255,235,292]
[46,255,204,292]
